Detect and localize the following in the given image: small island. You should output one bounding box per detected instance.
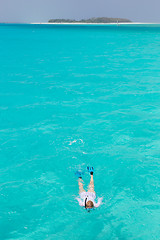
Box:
[48,17,131,24]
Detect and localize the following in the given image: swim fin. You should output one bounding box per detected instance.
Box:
[87,166,94,175]
[75,170,84,178]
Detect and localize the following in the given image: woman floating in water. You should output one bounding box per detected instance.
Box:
[75,167,103,211]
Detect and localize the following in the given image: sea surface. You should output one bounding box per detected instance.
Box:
[1,23,160,240]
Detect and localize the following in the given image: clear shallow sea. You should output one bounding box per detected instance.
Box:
[1,23,160,240]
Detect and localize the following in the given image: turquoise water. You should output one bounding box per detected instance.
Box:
[1,23,160,239]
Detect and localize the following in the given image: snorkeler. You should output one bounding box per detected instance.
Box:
[75,167,103,210]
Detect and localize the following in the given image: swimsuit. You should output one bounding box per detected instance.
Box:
[76,192,103,208]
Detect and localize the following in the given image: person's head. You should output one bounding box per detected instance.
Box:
[86,200,94,209]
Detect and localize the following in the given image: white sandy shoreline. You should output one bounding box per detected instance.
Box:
[31,22,160,25]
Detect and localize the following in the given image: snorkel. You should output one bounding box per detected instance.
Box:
[85,197,87,209]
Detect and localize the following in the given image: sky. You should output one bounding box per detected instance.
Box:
[0,0,160,23]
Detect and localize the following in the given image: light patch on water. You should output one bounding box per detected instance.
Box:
[68,139,84,145]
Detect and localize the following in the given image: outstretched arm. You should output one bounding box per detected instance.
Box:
[94,197,103,208]
[75,197,84,206]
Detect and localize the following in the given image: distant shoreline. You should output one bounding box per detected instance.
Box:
[30,22,160,25]
[1,22,160,25]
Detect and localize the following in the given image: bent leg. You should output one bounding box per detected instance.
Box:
[78,178,86,193]
[88,175,95,193]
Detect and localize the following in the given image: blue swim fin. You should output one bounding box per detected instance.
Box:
[75,170,84,178]
[87,166,94,174]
